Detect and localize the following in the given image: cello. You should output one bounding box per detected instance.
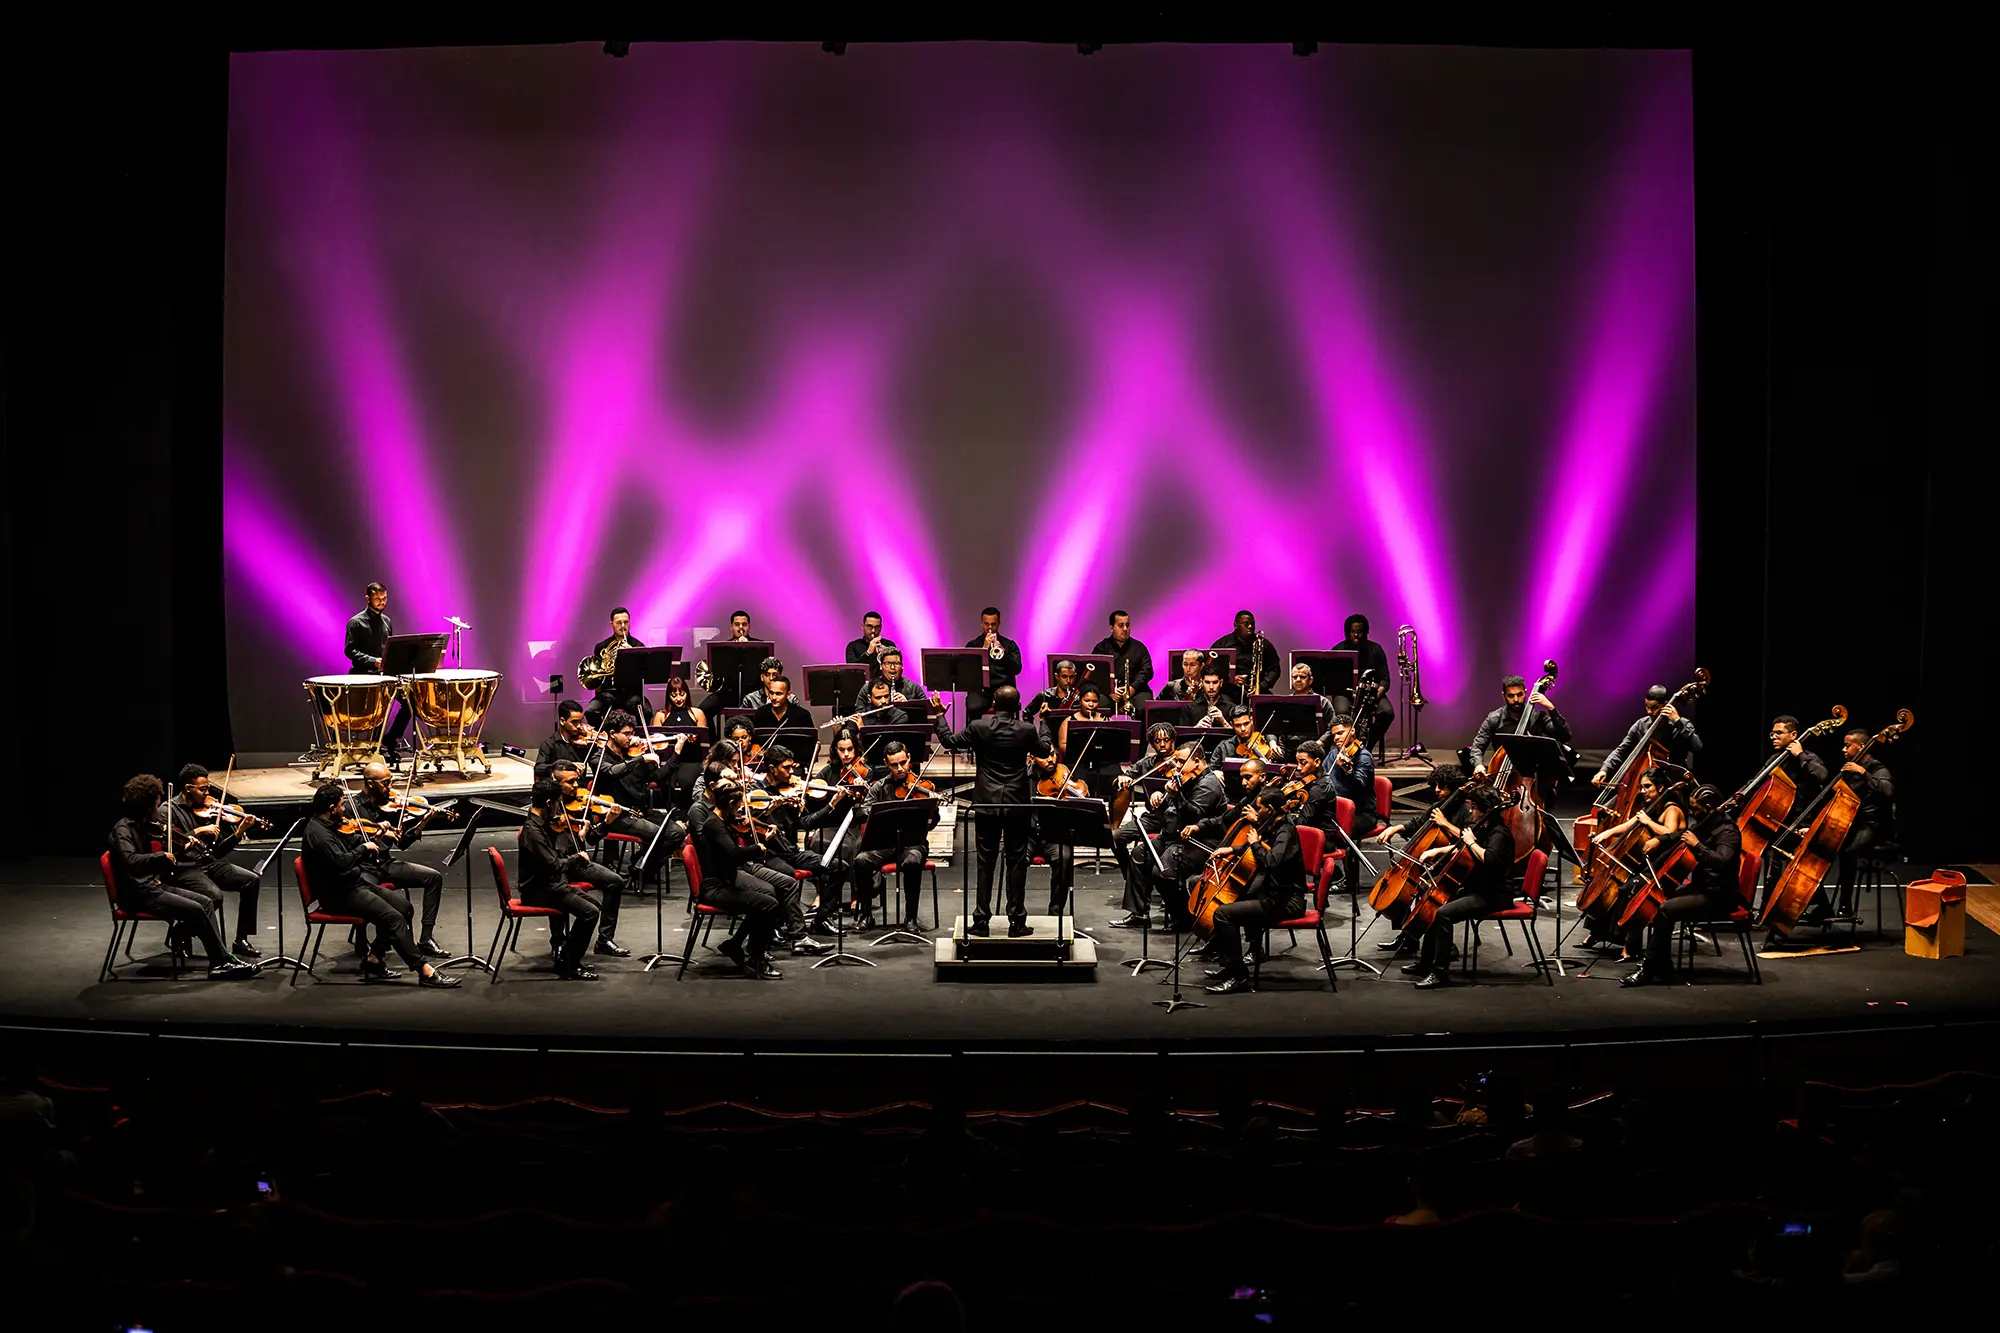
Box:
[1723,706,1847,865]
[1572,669,1711,882]
[1400,789,1521,936]
[1760,709,1913,935]
[1187,803,1271,935]
[1574,769,1692,928]
[1367,782,1472,926]
[1480,660,1558,860]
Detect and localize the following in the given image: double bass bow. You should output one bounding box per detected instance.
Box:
[1367,782,1472,925]
[1400,789,1522,936]
[1759,709,1913,935]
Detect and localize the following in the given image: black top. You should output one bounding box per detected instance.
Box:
[861,773,942,837]
[689,800,761,886]
[1840,755,1895,834]
[1463,821,1517,902]
[1090,635,1156,703]
[935,712,1051,804]
[750,701,812,734]
[1024,687,1077,721]
[1681,811,1745,901]
[1293,776,1342,835]
[844,635,898,666]
[1180,696,1232,729]
[302,815,370,902]
[1328,746,1377,829]
[1161,770,1227,837]
[165,799,244,870]
[344,607,392,672]
[1209,631,1282,692]
[855,702,909,727]
[596,749,660,810]
[965,632,1024,690]
[1468,701,1574,768]
[1776,747,1829,799]
[352,787,413,874]
[1338,636,1392,689]
[1603,712,1703,774]
[1245,816,1308,904]
[535,733,603,782]
[108,815,173,898]
[657,703,699,728]
[517,814,587,898]
[1397,788,1467,840]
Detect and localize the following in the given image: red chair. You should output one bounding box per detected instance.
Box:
[289,857,371,987]
[1372,775,1393,837]
[675,840,744,979]
[1250,824,1336,993]
[98,851,184,982]
[483,847,565,984]
[1459,848,1554,986]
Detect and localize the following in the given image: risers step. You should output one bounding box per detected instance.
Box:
[935,916,1097,974]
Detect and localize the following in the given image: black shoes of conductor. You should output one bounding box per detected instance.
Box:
[967,920,990,937]
[1007,921,1034,938]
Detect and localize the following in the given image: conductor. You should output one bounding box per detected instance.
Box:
[934,684,1052,937]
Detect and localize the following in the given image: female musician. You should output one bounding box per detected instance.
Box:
[1367,762,1470,958]
[652,673,707,808]
[1588,768,1687,961]
[1198,784,1308,996]
[1405,786,1515,990]
[109,774,254,979]
[1055,683,1120,796]
[1621,785,1742,987]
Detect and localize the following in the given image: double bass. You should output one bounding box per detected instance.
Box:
[1571,669,1711,882]
[1722,706,1847,865]
[1760,709,1913,935]
[1480,660,1558,860]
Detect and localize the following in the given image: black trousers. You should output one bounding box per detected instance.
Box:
[1115,815,1163,914]
[375,858,444,938]
[1210,893,1304,978]
[384,698,412,747]
[564,860,625,942]
[973,809,1034,923]
[603,812,681,887]
[1832,823,1883,913]
[1030,836,1073,915]
[321,882,421,971]
[758,850,827,934]
[1642,890,1735,970]
[172,860,261,943]
[521,882,602,970]
[701,869,782,963]
[1153,840,1209,930]
[129,884,232,965]
[1417,891,1502,973]
[852,846,926,920]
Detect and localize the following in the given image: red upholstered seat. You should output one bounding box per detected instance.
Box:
[288,856,371,987]
[98,851,182,981]
[1459,848,1554,986]
[1251,823,1335,993]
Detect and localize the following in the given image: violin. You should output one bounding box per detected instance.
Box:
[563,791,624,823]
[1033,752,1089,799]
[196,797,274,833]
[746,782,807,814]
[1233,731,1279,762]
[729,811,777,846]
[890,773,938,801]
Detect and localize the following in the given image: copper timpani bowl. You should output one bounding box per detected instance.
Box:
[405,668,501,730]
[304,674,396,731]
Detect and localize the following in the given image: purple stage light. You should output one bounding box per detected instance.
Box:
[223,447,352,671]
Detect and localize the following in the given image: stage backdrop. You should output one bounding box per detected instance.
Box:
[223,42,1694,754]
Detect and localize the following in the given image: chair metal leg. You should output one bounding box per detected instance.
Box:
[101,920,124,983]
[486,917,509,983]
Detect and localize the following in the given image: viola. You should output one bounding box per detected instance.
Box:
[1760,709,1913,935]
[890,774,938,801]
[196,797,274,833]
[1233,731,1279,762]
[746,783,807,814]
[1106,751,1176,830]
[1034,757,1089,799]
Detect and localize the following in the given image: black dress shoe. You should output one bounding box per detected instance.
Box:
[1007,921,1034,938]
[716,937,747,968]
[358,957,401,981]
[1399,961,1429,976]
[593,937,631,957]
[857,913,878,930]
[1621,966,1670,988]
[1203,966,1236,980]
[1108,913,1151,929]
[790,937,832,956]
[562,964,601,981]
[231,938,263,959]
[208,960,257,980]
[746,960,784,980]
[418,937,451,960]
[901,918,923,934]
[967,921,990,937]
[1204,973,1254,995]
[1413,970,1450,989]
[419,968,461,988]
[809,917,841,938]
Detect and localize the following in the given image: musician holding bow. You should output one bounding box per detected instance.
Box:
[1108,724,1182,926]
[848,742,938,933]
[536,700,604,782]
[1195,783,1307,996]
[109,774,254,979]
[302,784,458,986]
[1467,674,1572,777]
[354,761,449,960]
[1593,684,1703,785]
[164,763,264,961]
[1621,784,1742,987]
[1405,787,1515,991]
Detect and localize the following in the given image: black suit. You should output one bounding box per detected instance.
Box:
[963,633,1023,720]
[343,606,411,746]
[936,711,1050,924]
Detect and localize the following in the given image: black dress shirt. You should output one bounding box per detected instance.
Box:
[935,712,1050,804]
[108,815,173,897]
[344,608,392,672]
[302,815,370,901]
[966,633,1024,690]
[165,799,244,870]
[1294,776,1342,834]
[1468,702,1574,769]
[1162,770,1227,837]
[1681,812,1744,900]
[1841,756,1895,835]
[1210,631,1282,693]
[535,733,603,782]
[518,815,588,897]
[844,635,899,665]
[597,750,660,811]
[1328,746,1376,828]
[750,702,813,737]
[1463,822,1517,901]
[1090,636,1156,706]
[1602,712,1703,774]
[689,800,761,886]
[1180,695,1232,729]
[1776,747,1829,800]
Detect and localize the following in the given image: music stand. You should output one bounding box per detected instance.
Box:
[861,797,938,947]
[707,639,775,705]
[1031,797,1111,953]
[1250,694,1323,745]
[923,649,987,782]
[436,803,496,974]
[751,725,819,760]
[804,803,874,968]
[383,633,448,677]
[1177,647,1235,675]
[1144,700,1188,734]
[856,724,935,766]
[1064,718,1139,768]
[1043,653,1114,694]
[1290,650,1358,700]
[804,663,868,714]
[1175,725,1225,749]
[613,646,681,720]
[1141,826,1204,1012]
[634,811,685,972]
[248,818,310,976]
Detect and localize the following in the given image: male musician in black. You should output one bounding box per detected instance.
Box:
[689,778,787,979]
[109,774,254,979]
[1282,662,1333,756]
[517,780,607,981]
[165,764,264,960]
[696,614,761,713]
[749,674,812,738]
[1333,613,1396,743]
[1369,763,1470,955]
[738,657,786,712]
[849,741,940,931]
[1180,663,1234,731]
[876,649,918,700]
[1819,726,1896,923]
[1127,745,1228,932]
[965,607,1023,721]
[597,710,688,900]
[535,700,605,781]
[302,784,459,986]
[354,761,450,959]
[343,580,411,757]
[1183,757,1277,964]
[743,745,837,953]
[536,753,636,959]
[1026,659,1082,721]
[1405,786,1515,990]
[936,683,1050,935]
[1622,784,1744,986]
[1199,786,1309,996]
[584,607,650,726]
[1211,610,1281,697]
[1208,704,1263,766]
[1158,649,1209,704]
[1091,609,1155,716]
[844,611,898,670]
[1592,684,1703,785]
[1325,715,1378,835]
[1108,724,1181,925]
[1288,740,1366,899]
[1768,715,1829,800]
[1468,674,1573,777]
[845,676,911,740]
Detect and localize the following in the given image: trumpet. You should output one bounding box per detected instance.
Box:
[985,630,1005,661]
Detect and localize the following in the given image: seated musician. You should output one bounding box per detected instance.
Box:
[1820,726,1896,925]
[1026,659,1082,721]
[651,673,707,808]
[846,676,910,731]
[344,581,412,759]
[1768,715,1829,800]
[1158,649,1208,703]
[353,761,449,960]
[691,739,746,806]
[1593,684,1703,786]
[718,717,760,775]
[539,760,638,960]
[536,700,605,782]
[1124,745,1226,933]
[1179,662,1233,731]
[844,610,899,670]
[1209,704,1265,767]
[109,774,254,979]
[1056,684,1122,796]
[1183,757,1277,967]
[1622,784,1743,987]
[1589,767,1687,961]
[518,779,608,982]
[302,784,459,986]
[1286,741,1358,893]
[693,611,758,714]
[1091,609,1154,716]
[584,606,650,726]
[1325,713,1378,836]
[849,741,939,931]
[876,648,919,700]
[807,735,872,916]
[164,764,264,961]
[749,673,811,738]
[1368,763,1469,956]
[1283,662,1332,755]
[1334,614,1396,745]
[1404,785,1516,990]
[738,656,786,712]
[688,777,786,979]
[744,745,838,953]
[596,710,689,906]
[1468,674,1573,778]
[1198,784,1309,996]
[1108,723,1182,926]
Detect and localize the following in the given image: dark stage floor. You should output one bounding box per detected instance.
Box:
[6,831,1998,1055]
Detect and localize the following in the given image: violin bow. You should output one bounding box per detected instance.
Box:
[396,744,422,839]
[215,755,237,833]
